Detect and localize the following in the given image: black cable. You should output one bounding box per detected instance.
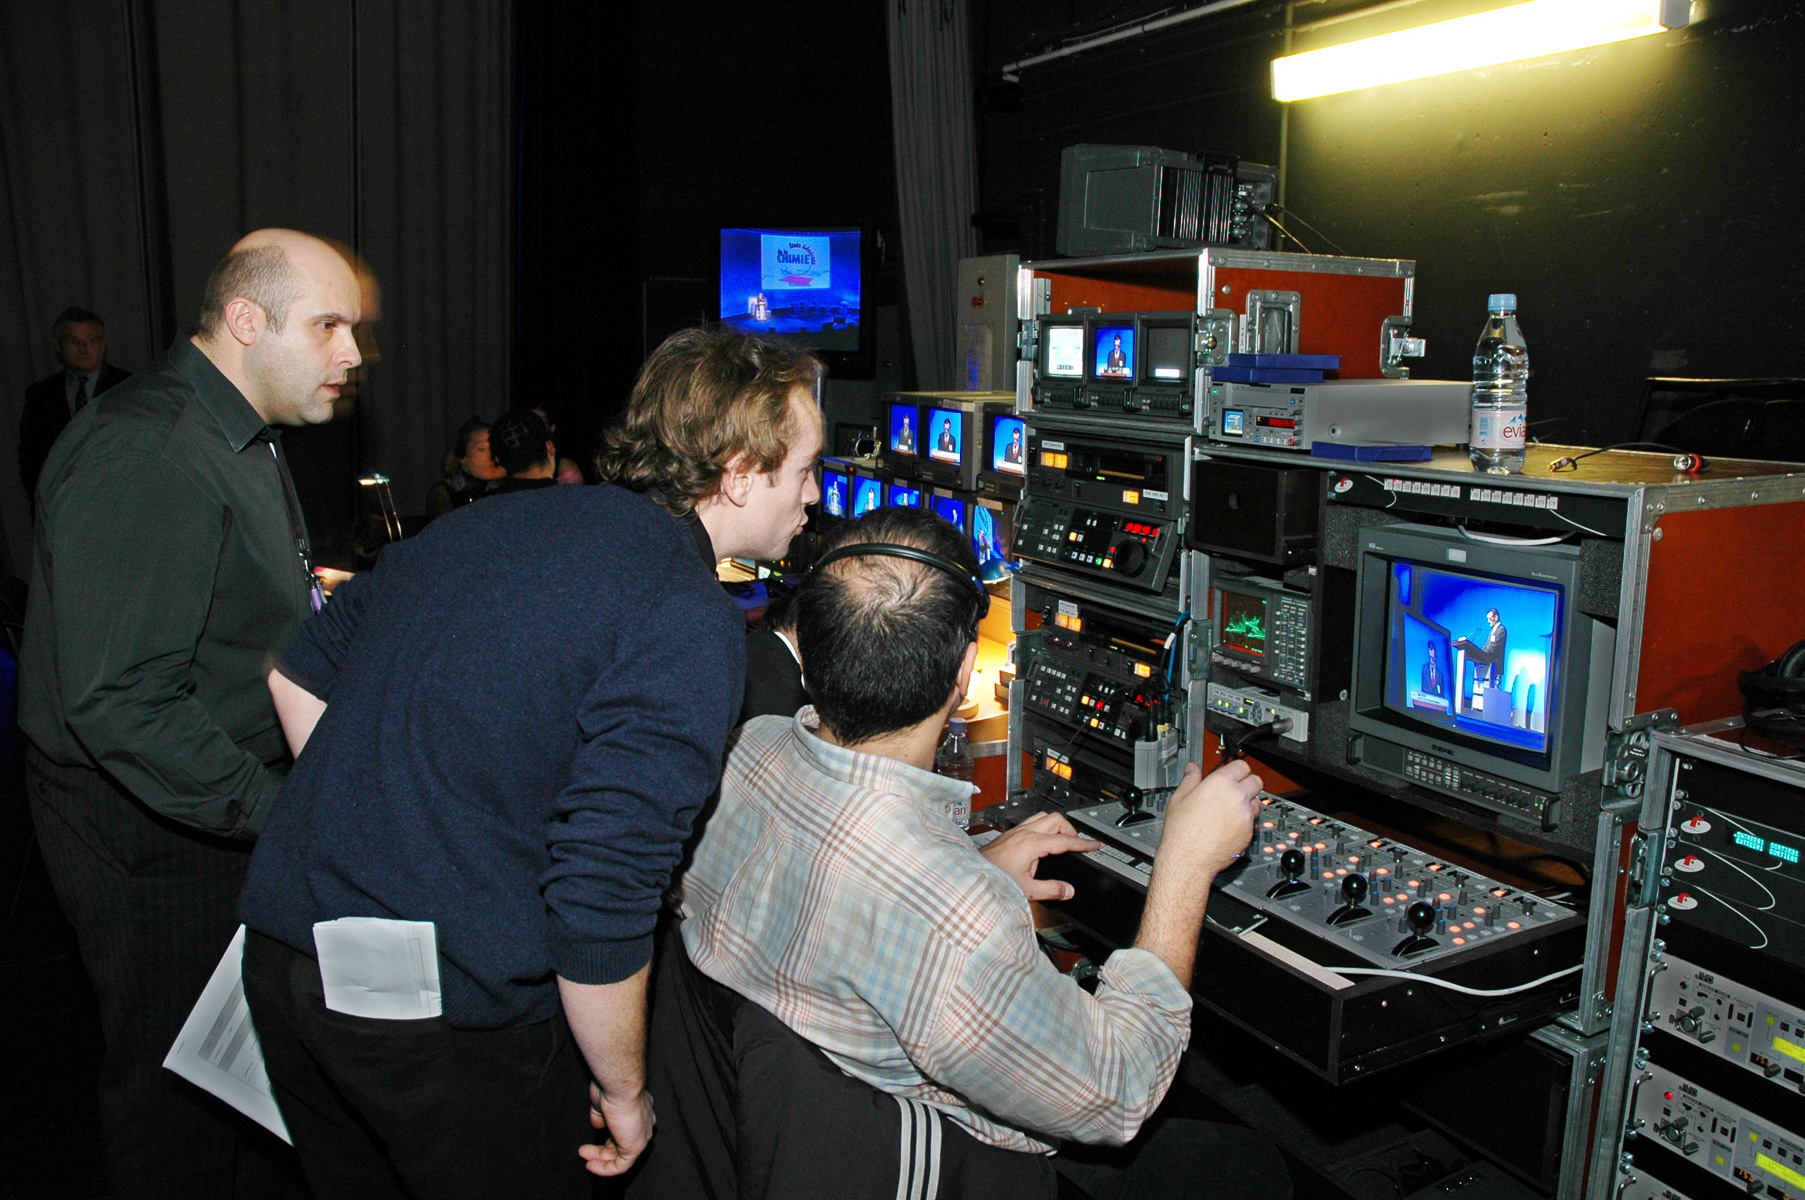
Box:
[1263,202,1348,256]
[1258,210,1313,255]
[1548,442,1699,472]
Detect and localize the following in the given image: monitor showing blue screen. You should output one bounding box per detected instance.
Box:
[972,505,1011,583]
[887,483,921,508]
[1093,325,1134,380]
[927,408,963,465]
[821,470,849,519]
[719,227,862,352]
[1383,562,1560,753]
[887,403,919,458]
[991,415,1026,477]
[851,477,883,517]
[932,495,966,533]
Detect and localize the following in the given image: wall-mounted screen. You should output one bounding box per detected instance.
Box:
[719,227,862,353]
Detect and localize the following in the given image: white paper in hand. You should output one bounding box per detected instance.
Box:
[312,917,443,1019]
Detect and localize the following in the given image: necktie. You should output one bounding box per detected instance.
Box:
[72,376,89,414]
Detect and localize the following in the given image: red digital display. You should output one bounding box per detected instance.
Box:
[1259,417,1298,429]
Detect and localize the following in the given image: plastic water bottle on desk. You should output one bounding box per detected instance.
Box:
[1469,293,1529,474]
[934,717,975,828]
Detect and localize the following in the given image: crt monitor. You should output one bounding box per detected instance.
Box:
[926,407,965,467]
[988,413,1026,481]
[1348,523,1614,798]
[887,480,922,508]
[931,493,967,534]
[718,225,870,378]
[886,401,922,461]
[971,499,1013,584]
[850,474,884,518]
[1089,319,1135,383]
[1137,313,1194,386]
[820,466,851,521]
[1037,317,1085,381]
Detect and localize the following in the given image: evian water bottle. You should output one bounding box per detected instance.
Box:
[1469,294,1528,474]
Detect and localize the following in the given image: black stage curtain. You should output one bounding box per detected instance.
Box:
[0,0,512,574]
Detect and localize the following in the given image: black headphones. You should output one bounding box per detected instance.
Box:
[1741,638,1805,716]
[810,542,989,636]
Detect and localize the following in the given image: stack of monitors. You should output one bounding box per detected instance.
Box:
[981,412,1027,497]
[884,394,1015,492]
[1031,311,1197,422]
[884,400,922,470]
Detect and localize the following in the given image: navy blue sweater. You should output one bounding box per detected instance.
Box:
[240,485,745,1029]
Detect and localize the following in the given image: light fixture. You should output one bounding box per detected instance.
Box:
[358,473,403,544]
[1271,0,1691,103]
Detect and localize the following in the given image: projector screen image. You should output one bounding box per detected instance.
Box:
[1043,324,1084,378]
[821,470,849,519]
[1383,561,1560,753]
[991,415,1026,476]
[931,494,966,534]
[1093,325,1134,380]
[927,409,963,464]
[887,483,921,508]
[972,505,1011,583]
[851,477,883,517]
[887,404,918,457]
[719,227,862,352]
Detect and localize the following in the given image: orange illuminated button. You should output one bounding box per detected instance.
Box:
[1373,867,1389,877]
[1262,820,1277,829]
[1438,892,1453,903]
[1347,856,1361,865]
[1102,559,1114,569]
[1407,880,1421,889]
[1123,490,1140,505]
[1322,871,1335,880]
[1452,937,1467,946]
[1382,896,1397,906]
[1507,920,1522,930]
[1463,921,1476,930]
[1262,846,1276,855]
[1335,867,1348,876]
[1315,842,1328,851]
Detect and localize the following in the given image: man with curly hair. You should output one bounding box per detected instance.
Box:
[239,326,822,1199]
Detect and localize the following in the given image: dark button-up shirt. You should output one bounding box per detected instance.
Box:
[20,338,314,838]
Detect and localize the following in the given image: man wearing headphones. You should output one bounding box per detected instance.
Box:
[635,507,1285,1198]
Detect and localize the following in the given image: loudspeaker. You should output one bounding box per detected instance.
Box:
[1741,638,1805,716]
[1187,459,1319,565]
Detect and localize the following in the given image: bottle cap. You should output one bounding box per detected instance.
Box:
[1487,293,1517,311]
[949,717,966,734]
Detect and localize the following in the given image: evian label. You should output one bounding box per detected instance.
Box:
[1471,407,1527,450]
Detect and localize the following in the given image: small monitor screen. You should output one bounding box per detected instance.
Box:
[1141,322,1191,382]
[887,403,919,457]
[991,414,1026,477]
[932,494,966,533]
[1093,325,1134,380]
[851,477,883,517]
[887,482,921,508]
[821,470,849,519]
[972,504,1012,583]
[1219,590,1268,659]
[927,408,963,465]
[1383,562,1561,754]
[1043,324,1084,378]
[1221,409,1247,438]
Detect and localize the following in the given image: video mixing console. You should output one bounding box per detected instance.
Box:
[1065,792,1576,969]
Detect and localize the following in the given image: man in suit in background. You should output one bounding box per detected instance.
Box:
[18,306,131,507]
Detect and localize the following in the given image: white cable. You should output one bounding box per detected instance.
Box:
[1456,526,1568,547]
[1329,962,1581,998]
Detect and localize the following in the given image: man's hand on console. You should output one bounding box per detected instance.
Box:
[578,1081,655,1177]
[1134,759,1264,988]
[980,810,1102,903]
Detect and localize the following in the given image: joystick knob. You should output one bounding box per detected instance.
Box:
[1266,848,1311,899]
[1390,900,1441,958]
[1325,872,1372,926]
[1115,786,1155,828]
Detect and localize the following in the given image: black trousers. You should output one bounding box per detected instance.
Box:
[242,928,595,1200]
[25,747,306,1200]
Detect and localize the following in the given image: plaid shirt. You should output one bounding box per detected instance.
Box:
[676,710,1193,1153]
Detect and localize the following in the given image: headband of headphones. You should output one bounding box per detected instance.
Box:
[809,542,990,626]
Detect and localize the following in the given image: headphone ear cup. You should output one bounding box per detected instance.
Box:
[1780,637,1805,681]
[1742,638,1805,716]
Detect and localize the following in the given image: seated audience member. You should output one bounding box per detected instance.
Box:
[485,408,559,496]
[532,404,587,484]
[425,416,505,516]
[738,585,806,725]
[639,507,1288,1199]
